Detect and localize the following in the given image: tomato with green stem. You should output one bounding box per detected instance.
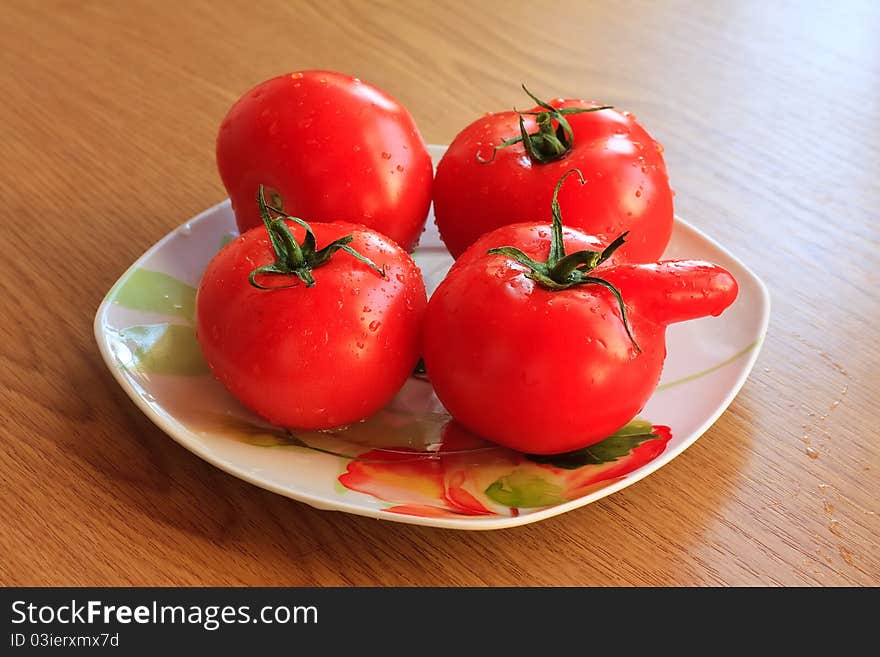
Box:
[196,187,427,430]
[422,170,737,455]
[433,85,674,261]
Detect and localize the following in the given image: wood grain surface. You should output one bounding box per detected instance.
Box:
[0,0,877,586]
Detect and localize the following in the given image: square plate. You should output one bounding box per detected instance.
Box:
[94,145,769,530]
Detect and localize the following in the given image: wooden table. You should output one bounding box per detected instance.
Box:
[1,0,877,586]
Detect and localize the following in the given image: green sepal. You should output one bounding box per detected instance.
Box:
[248,186,386,290]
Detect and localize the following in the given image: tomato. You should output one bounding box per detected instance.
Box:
[216,70,433,251]
[422,172,736,454]
[433,87,673,261]
[196,189,427,429]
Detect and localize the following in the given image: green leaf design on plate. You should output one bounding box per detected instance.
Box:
[485,471,566,508]
[116,323,208,376]
[526,419,659,470]
[110,269,197,321]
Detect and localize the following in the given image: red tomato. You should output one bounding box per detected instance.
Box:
[422,173,735,454]
[433,88,673,261]
[196,192,426,429]
[216,71,433,251]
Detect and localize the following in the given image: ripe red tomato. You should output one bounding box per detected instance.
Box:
[196,191,426,429]
[216,71,433,251]
[422,173,736,454]
[433,87,673,261]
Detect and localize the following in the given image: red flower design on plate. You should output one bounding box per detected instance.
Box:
[339,420,672,518]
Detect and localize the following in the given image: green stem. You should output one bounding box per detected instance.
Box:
[478,85,612,164]
[248,186,386,290]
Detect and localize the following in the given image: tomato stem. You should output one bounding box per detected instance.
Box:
[477,85,612,164]
[248,186,386,290]
[487,170,640,351]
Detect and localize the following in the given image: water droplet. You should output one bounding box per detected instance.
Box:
[356,341,365,349]
[353,145,361,152]
[362,306,371,313]
[369,321,381,332]
[635,189,642,198]
[381,152,391,159]
[396,164,404,172]
[180,222,193,235]
[291,72,304,79]
[805,446,820,459]
[395,273,405,283]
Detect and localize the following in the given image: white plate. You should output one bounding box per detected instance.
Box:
[94,145,769,530]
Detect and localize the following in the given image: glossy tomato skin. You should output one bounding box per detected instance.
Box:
[217,71,433,251]
[433,100,673,261]
[422,227,737,455]
[196,221,427,429]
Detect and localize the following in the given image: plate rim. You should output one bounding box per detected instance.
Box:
[93,151,771,531]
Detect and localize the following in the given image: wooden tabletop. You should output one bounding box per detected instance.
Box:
[1,0,877,586]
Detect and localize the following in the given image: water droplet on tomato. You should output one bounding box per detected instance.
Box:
[395,273,405,283]
[396,164,404,172]
[381,152,391,159]
[635,190,642,197]
[363,306,371,313]
[353,145,361,152]
[369,321,381,332]
[291,72,304,79]
[356,341,365,349]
